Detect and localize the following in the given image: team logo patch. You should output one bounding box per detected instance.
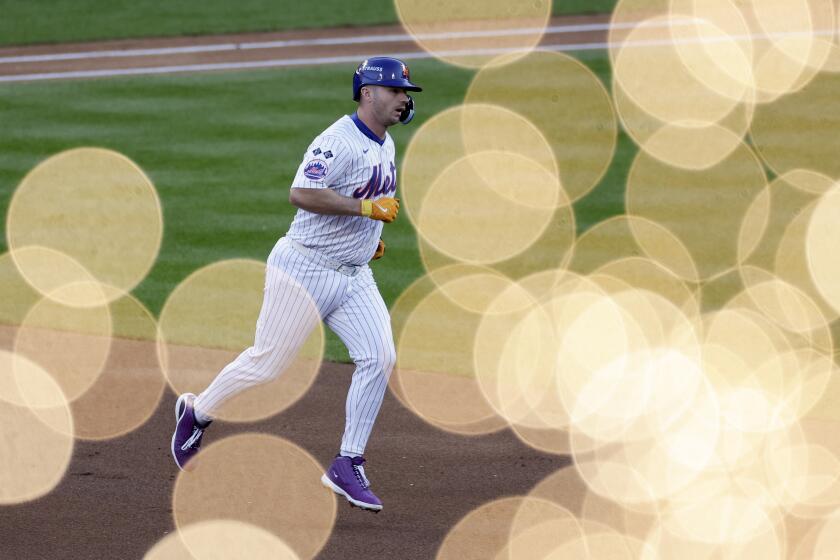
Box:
[304,159,328,181]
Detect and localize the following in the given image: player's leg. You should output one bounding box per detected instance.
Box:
[193,240,346,421]
[172,239,346,470]
[324,269,396,456]
[320,267,395,511]
[191,270,316,421]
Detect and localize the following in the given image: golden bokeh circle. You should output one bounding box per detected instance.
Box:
[426,264,513,314]
[417,210,576,281]
[751,72,840,178]
[8,246,107,308]
[573,373,719,505]
[734,267,833,348]
[472,277,559,432]
[626,141,768,281]
[612,15,747,126]
[144,520,300,560]
[415,151,557,265]
[0,251,42,327]
[668,0,756,100]
[393,273,507,435]
[504,497,586,560]
[614,67,755,171]
[394,0,551,69]
[805,184,840,315]
[592,257,700,318]
[436,496,528,559]
[459,104,560,199]
[773,198,839,323]
[570,215,699,283]
[158,259,323,423]
[6,148,162,307]
[812,510,840,559]
[172,433,335,559]
[465,50,617,202]
[737,170,839,321]
[71,293,166,440]
[0,349,74,505]
[401,104,559,222]
[402,104,575,279]
[14,284,113,404]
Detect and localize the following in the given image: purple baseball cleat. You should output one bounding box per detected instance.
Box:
[320,455,383,512]
[171,393,210,471]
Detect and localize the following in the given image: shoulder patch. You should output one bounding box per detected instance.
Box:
[323,150,333,159]
[312,147,322,156]
[303,159,329,181]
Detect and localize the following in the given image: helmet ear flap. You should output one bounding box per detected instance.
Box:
[399,96,415,125]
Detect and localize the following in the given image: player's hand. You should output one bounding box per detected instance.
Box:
[361,197,400,223]
[372,239,385,260]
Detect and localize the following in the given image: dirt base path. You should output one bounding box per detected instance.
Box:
[0,361,572,559]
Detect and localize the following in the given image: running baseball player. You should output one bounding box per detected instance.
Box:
[171,56,421,513]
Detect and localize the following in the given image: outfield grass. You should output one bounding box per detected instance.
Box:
[0,52,630,362]
[0,0,618,46]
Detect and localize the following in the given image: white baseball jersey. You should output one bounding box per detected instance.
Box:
[287,114,397,265]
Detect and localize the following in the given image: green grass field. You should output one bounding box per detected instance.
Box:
[0,0,618,46]
[0,50,633,362]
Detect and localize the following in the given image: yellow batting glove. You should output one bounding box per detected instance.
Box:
[361,197,400,223]
[372,239,385,260]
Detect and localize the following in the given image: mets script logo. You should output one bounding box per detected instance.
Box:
[303,159,328,181]
[352,162,397,199]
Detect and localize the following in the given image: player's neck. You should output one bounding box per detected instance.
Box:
[355,107,387,140]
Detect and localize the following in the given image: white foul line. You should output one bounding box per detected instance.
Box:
[0,26,834,83]
[0,18,690,65]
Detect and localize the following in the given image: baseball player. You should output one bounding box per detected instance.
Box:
[171,56,422,513]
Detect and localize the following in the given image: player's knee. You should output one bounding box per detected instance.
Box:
[379,344,397,375]
[360,344,396,375]
[244,347,292,384]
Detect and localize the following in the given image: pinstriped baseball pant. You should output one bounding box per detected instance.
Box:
[193,237,396,455]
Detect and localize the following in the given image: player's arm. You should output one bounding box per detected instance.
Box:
[289,188,400,223]
[289,187,362,216]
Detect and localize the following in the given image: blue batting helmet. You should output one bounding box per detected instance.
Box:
[352,56,422,102]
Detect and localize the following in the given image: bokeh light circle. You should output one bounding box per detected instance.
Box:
[394,0,551,69]
[0,349,74,505]
[626,141,768,280]
[158,259,323,423]
[14,283,113,404]
[415,151,558,265]
[6,147,162,307]
[393,273,507,435]
[71,293,166,440]
[805,184,840,315]
[172,433,335,559]
[465,50,617,202]
[144,519,300,560]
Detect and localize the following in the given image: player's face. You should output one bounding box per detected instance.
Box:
[369,86,410,127]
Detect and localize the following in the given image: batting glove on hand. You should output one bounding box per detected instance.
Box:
[361,197,400,223]
[372,239,385,260]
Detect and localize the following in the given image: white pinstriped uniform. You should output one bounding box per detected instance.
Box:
[193,113,398,456]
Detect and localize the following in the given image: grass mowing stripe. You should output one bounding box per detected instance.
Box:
[0,1,619,47]
[0,55,632,362]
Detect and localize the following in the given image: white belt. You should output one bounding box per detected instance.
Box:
[286,238,362,277]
